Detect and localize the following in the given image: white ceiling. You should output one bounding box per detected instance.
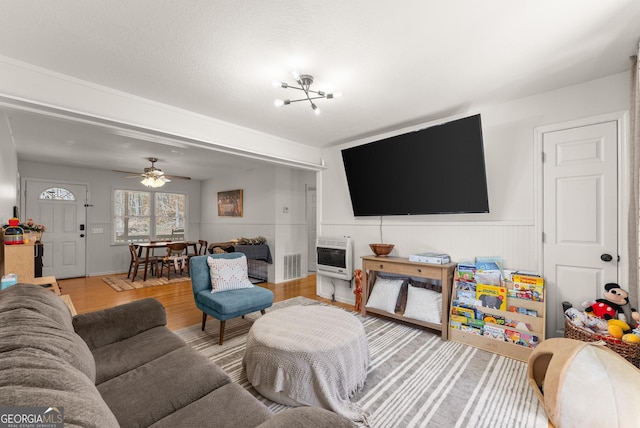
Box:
[0,1,639,179]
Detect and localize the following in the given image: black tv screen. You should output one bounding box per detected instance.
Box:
[341,114,489,216]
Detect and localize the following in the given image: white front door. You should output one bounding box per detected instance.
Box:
[543,121,619,337]
[25,180,87,279]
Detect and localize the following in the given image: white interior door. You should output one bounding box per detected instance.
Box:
[25,180,87,279]
[543,121,618,337]
[306,185,317,272]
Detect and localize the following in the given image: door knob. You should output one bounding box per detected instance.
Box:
[80,234,85,238]
[600,253,613,262]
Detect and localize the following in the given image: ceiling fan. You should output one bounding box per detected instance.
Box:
[113,157,191,188]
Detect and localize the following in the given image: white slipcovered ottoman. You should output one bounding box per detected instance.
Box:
[243,304,369,423]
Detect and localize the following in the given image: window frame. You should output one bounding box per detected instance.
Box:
[112,188,187,245]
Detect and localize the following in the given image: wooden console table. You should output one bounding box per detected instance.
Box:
[361,256,456,340]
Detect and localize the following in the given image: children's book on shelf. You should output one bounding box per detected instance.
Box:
[456,261,476,281]
[508,306,538,317]
[475,283,507,311]
[511,273,544,302]
[480,312,505,326]
[483,324,505,341]
[460,325,482,335]
[504,329,539,348]
[451,306,476,320]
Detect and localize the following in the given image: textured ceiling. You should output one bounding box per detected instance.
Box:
[0,1,639,178]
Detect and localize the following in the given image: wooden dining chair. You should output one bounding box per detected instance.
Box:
[128,243,160,282]
[160,242,189,279]
[198,240,208,255]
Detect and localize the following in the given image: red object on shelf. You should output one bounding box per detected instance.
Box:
[2,218,24,245]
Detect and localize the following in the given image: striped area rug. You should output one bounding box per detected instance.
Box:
[175,297,548,428]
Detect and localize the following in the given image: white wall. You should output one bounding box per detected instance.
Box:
[18,161,201,276]
[0,114,18,225]
[200,165,315,283]
[0,115,18,271]
[318,71,631,304]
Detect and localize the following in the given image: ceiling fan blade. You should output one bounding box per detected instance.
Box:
[112,169,140,175]
[164,174,191,180]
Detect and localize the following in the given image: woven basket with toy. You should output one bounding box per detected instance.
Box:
[563,282,640,368]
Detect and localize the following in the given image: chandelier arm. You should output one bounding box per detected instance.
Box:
[287,96,326,103]
[281,86,326,97]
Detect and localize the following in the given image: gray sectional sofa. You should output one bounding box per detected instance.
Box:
[0,283,354,427]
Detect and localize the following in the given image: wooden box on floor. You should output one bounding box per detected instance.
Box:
[448,273,546,362]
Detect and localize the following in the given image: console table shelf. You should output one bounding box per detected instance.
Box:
[361,255,456,340]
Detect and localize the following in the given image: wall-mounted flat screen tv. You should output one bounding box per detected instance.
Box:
[341,114,489,216]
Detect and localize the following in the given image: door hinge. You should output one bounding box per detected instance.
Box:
[541,152,546,163]
[542,232,546,243]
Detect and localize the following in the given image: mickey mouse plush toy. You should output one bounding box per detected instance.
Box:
[584,283,634,321]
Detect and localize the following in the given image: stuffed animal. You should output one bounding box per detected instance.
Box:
[584,283,631,321]
[353,269,363,311]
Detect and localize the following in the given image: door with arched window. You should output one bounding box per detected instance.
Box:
[24,180,87,279]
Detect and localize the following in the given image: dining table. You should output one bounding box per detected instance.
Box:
[136,241,198,281]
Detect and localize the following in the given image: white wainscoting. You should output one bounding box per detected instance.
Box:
[317,221,537,304]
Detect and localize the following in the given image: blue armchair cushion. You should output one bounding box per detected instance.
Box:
[195,286,274,321]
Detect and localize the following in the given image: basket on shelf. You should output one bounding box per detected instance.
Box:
[564,316,640,368]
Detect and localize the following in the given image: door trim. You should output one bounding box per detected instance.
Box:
[534,111,629,289]
[21,176,89,278]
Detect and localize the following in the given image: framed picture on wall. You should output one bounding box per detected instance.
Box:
[217,189,243,217]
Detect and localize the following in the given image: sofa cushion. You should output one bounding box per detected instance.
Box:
[0,284,96,382]
[73,298,167,350]
[0,348,119,428]
[98,345,231,427]
[91,325,188,385]
[0,283,73,330]
[149,383,272,428]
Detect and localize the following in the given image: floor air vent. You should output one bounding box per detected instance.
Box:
[283,253,302,280]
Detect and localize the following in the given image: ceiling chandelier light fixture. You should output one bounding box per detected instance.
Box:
[140,158,171,188]
[273,71,341,115]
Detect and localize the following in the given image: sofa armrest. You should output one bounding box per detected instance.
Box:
[256,407,356,428]
[73,298,167,350]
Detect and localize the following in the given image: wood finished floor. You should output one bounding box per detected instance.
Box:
[59,273,352,331]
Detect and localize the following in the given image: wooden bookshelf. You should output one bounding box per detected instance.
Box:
[449,273,546,362]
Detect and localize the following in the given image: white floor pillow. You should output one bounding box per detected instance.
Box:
[365,277,404,314]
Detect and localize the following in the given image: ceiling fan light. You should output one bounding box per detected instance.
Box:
[312,104,321,115]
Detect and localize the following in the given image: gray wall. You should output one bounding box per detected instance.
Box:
[200,164,316,282]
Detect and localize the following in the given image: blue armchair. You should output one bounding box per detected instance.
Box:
[189,253,274,345]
